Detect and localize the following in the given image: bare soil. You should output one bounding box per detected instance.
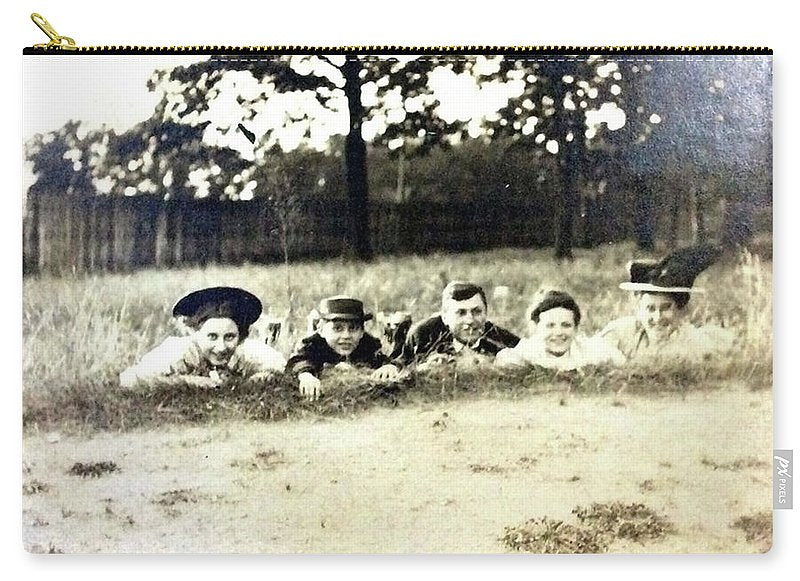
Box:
[22,383,772,553]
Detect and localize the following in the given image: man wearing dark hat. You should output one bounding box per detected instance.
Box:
[394,281,520,368]
[598,244,733,359]
[287,296,400,400]
[119,286,286,389]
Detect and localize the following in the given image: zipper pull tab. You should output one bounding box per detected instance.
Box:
[31,13,78,50]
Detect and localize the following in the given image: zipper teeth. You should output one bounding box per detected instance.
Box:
[29,44,773,54]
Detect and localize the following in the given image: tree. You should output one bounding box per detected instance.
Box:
[480,57,658,258]
[147,55,497,260]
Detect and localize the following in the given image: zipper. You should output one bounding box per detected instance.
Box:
[26,13,772,55]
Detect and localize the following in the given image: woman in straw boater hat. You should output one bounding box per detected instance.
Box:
[495,289,625,371]
[119,287,286,389]
[597,244,735,361]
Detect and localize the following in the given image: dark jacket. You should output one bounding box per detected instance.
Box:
[393,315,520,366]
[286,332,390,378]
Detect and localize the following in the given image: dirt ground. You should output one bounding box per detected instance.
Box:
[22,383,772,554]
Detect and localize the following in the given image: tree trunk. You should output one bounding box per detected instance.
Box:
[555,148,578,260]
[23,189,40,275]
[667,187,681,249]
[633,175,655,251]
[690,187,707,244]
[722,199,754,248]
[342,56,373,261]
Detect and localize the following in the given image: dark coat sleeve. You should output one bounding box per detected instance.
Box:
[353,334,392,369]
[392,316,449,367]
[285,334,325,377]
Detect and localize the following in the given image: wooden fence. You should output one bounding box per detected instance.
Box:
[28,190,625,275]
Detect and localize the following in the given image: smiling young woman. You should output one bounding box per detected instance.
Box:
[119,287,286,389]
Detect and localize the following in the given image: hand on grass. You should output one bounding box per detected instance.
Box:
[184,375,221,389]
[298,372,323,401]
[417,353,453,371]
[249,370,280,383]
[371,364,400,381]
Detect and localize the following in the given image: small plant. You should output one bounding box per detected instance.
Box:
[502,501,674,553]
[732,512,772,552]
[230,448,286,471]
[68,461,118,478]
[22,479,50,495]
[572,502,674,542]
[27,542,64,554]
[700,456,769,471]
[153,488,200,506]
[501,517,608,554]
[469,463,506,474]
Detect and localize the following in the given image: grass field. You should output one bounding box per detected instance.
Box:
[21,243,773,553]
[22,243,772,432]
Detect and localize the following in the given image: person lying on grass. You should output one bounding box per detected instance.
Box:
[393,281,520,370]
[119,287,286,390]
[286,296,401,401]
[598,244,735,362]
[495,289,625,371]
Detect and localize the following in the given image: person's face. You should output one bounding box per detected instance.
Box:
[535,307,577,356]
[192,317,240,366]
[319,319,365,356]
[637,293,680,341]
[441,293,488,344]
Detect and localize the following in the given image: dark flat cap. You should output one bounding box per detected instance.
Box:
[317,296,373,322]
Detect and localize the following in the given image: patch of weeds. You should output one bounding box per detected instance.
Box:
[68,461,118,478]
[27,542,64,554]
[732,512,772,552]
[469,463,506,474]
[230,448,286,471]
[573,502,674,542]
[639,479,656,492]
[516,456,538,468]
[30,517,49,527]
[700,456,769,471]
[501,517,608,554]
[503,501,674,553]
[153,488,200,507]
[23,479,50,495]
[152,488,202,518]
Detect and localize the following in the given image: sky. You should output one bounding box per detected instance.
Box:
[23,55,210,139]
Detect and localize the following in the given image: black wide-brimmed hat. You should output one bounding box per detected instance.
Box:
[317,296,373,322]
[619,244,722,294]
[172,287,263,327]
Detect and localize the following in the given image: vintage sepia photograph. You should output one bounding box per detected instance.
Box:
[22,50,772,553]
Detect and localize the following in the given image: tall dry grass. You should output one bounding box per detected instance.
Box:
[22,244,772,432]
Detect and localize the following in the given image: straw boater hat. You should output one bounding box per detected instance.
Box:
[172,286,263,328]
[316,296,373,322]
[619,244,722,294]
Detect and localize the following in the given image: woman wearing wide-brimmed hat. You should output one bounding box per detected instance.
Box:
[598,244,735,361]
[119,287,286,389]
[496,289,625,371]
